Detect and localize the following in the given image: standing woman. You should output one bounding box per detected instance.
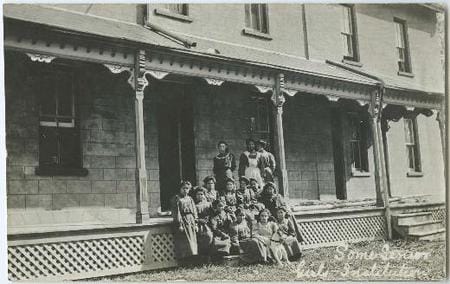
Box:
[213,141,236,193]
[238,139,264,188]
[172,181,198,260]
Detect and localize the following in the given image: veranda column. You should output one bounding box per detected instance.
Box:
[436,105,446,168]
[369,87,392,240]
[272,74,289,198]
[134,50,150,223]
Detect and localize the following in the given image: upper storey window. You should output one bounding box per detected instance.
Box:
[153,4,192,22]
[341,5,359,62]
[243,4,271,40]
[165,4,188,16]
[245,4,269,34]
[394,18,412,75]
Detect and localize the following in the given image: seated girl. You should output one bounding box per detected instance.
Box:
[229,208,251,255]
[203,175,218,203]
[275,207,302,261]
[219,177,238,214]
[248,209,279,264]
[209,199,233,256]
[236,176,256,208]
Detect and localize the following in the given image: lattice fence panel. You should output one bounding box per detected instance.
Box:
[8,235,144,281]
[298,216,386,246]
[151,233,175,263]
[429,208,446,224]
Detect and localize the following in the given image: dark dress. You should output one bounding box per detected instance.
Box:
[210,211,233,255]
[195,200,214,255]
[229,219,252,255]
[258,149,276,183]
[259,193,303,242]
[213,152,236,192]
[236,186,256,207]
[220,192,238,214]
[277,217,302,260]
[172,195,198,259]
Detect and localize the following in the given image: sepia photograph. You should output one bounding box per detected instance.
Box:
[1,2,448,282]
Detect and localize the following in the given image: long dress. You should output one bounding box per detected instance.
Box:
[195,200,214,255]
[210,211,233,255]
[244,221,278,263]
[213,152,236,193]
[259,193,303,242]
[172,195,198,259]
[229,219,252,255]
[239,151,264,188]
[277,217,302,260]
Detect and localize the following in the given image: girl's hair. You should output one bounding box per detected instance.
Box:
[212,199,225,208]
[245,138,255,146]
[180,180,192,188]
[203,175,216,184]
[193,186,206,196]
[217,140,229,153]
[262,182,277,193]
[258,208,271,219]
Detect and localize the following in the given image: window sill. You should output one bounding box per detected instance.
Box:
[342,59,363,67]
[242,28,273,40]
[407,171,423,177]
[35,166,89,177]
[154,8,193,22]
[398,71,414,78]
[351,171,371,177]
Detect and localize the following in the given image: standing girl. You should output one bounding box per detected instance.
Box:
[213,141,236,193]
[172,181,198,259]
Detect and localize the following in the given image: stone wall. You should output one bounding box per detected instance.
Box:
[5,53,161,219]
[283,95,337,200]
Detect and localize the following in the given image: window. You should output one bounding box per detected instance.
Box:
[246,95,271,140]
[35,66,86,176]
[164,4,188,16]
[245,4,269,34]
[404,118,421,173]
[341,5,359,62]
[348,112,369,173]
[394,18,412,74]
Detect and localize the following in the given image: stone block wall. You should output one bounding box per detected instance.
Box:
[192,83,257,184]
[5,53,161,221]
[283,95,337,200]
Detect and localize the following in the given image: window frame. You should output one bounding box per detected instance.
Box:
[243,4,272,40]
[340,4,360,63]
[403,117,422,176]
[153,4,193,23]
[34,64,87,177]
[347,111,370,175]
[394,17,413,75]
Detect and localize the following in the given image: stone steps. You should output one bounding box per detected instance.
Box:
[392,212,445,241]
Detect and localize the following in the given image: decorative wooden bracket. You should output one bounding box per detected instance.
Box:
[281,88,297,97]
[204,78,225,86]
[26,53,56,63]
[103,63,135,90]
[356,99,370,107]
[326,95,340,102]
[254,85,273,94]
[147,70,170,80]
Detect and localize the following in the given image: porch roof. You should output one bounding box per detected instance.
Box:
[3,4,377,86]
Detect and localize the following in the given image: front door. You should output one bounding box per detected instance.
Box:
[156,82,196,211]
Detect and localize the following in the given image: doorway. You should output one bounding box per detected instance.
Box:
[156,81,196,211]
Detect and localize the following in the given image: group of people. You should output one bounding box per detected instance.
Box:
[171,139,303,266]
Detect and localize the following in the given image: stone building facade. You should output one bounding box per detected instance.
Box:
[4,4,445,225]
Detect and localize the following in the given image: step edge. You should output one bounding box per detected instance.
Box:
[397,220,443,228]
